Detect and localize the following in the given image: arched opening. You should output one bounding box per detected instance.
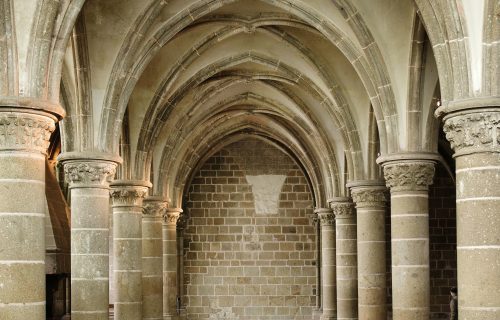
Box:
[181,137,317,319]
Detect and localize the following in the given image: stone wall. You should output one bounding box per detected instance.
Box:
[183,138,317,320]
[429,164,457,319]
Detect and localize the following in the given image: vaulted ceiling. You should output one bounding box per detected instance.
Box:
[57,0,453,206]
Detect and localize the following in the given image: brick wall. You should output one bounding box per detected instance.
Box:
[183,138,317,320]
[429,163,457,319]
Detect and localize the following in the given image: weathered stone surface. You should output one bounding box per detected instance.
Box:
[443,109,500,156]
[183,140,316,319]
[142,196,166,320]
[380,158,436,320]
[0,109,57,320]
[163,207,182,318]
[330,198,357,320]
[60,156,119,320]
[442,108,500,319]
[245,175,286,214]
[3,2,498,320]
[110,181,150,320]
[349,182,387,320]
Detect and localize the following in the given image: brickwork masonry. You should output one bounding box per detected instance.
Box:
[183,139,316,320]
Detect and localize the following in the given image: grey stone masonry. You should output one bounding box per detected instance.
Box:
[0,107,58,320]
[163,208,181,320]
[59,152,120,320]
[379,153,438,320]
[330,198,358,320]
[142,196,167,320]
[110,180,151,320]
[316,207,336,320]
[441,106,500,320]
[348,181,387,320]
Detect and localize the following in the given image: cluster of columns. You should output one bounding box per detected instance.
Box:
[315,104,499,320]
[311,117,494,320]
[317,188,388,320]
[317,154,438,320]
[54,154,184,320]
[317,159,434,319]
[0,101,498,320]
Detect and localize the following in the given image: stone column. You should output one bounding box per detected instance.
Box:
[163,208,181,320]
[60,153,120,320]
[176,215,187,318]
[0,107,59,320]
[378,154,437,320]
[142,196,167,320]
[315,207,336,320]
[441,107,500,319]
[314,214,322,311]
[110,180,150,320]
[330,198,357,320]
[347,181,387,320]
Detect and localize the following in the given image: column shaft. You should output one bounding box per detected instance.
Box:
[61,157,119,320]
[442,108,500,319]
[142,197,166,320]
[0,109,57,320]
[176,216,187,317]
[110,181,150,320]
[316,208,336,320]
[163,209,181,320]
[316,218,322,311]
[382,160,435,320]
[331,199,357,320]
[349,183,387,320]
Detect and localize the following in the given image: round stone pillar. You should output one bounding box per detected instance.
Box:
[330,198,357,320]
[60,153,120,320]
[176,215,187,317]
[163,208,181,320]
[315,207,336,320]
[0,107,59,320]
[348,181,387,320]
[379,154,437,320]
[441,106,500,319]
[142,196,167,320]
[110,180,151,320]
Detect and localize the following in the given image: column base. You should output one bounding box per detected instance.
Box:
[320,315,336,320]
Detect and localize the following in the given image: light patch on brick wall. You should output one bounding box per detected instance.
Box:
[245,175,286,214]
[209,307,239,320]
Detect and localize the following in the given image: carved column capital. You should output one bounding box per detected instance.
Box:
[59,152,122,188]
[347,182,387,208]
[110,180,150,206]
[0,109,57,154]
[443,108,500,156]
[163,208,183,226]
[382,161,435,192]
[328,198,355,219]
[143,196,168,217]
[62,160,117,187]
[314,208,335,226]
